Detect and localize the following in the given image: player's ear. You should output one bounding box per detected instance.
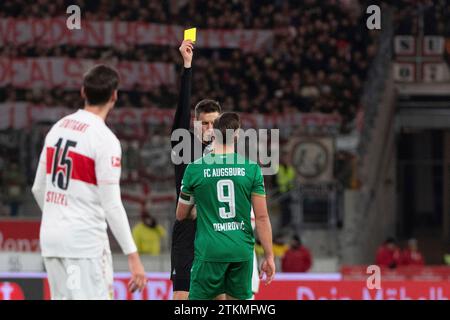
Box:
[111,90,118,103]
[80,86,86,99]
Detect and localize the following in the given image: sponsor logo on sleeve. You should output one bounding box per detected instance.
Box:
[111,157,121,168]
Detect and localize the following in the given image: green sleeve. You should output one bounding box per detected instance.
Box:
[251,164,266,196]
[180,164,194,195]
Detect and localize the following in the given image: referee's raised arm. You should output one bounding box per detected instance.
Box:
[172,40,194,197]
[171,40,194,137]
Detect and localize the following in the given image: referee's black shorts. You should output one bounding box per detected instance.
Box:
[170,219,195,292]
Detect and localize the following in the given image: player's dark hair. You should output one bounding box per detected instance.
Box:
[194,99,221,119]
[213,112,240,145]
[83,64,119,106]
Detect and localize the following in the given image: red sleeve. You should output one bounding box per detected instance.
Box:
[418,254,425,265]
[303,248,312,272]
[281,254,287,272]
[281,251,290,272]
[393,249,402,266]
[375,248,385,265]
[376,247,392,267]
[412,252,425,266]
[400,250,410,266]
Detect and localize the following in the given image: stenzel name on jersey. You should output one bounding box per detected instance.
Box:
[46,191,68,206]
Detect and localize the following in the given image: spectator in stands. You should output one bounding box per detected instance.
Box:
[276,153,296,231]
[281,235,312,273]
[2,161,26,216]
[273,234,289,258]
[255,234,289,258]
[401,238,425,266]
[375,237,401,269]
[132,213,166,255]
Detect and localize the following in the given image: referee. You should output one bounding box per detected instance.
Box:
[170,40,221,300]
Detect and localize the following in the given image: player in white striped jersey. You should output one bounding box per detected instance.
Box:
[32,65,146,300]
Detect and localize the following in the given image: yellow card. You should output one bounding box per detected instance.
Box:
[184,28,197,42]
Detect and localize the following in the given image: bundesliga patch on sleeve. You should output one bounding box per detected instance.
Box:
[111,157,121,168]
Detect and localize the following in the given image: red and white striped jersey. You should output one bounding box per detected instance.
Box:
[36,109,125,258]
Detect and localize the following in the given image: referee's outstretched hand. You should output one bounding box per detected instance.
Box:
[260,256,276,285]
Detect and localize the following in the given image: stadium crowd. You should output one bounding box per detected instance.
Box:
[1,0,410,239]
[390,0,450,36]
[375,237,425,268]
[0,0,385,228]
[0,0,378,134]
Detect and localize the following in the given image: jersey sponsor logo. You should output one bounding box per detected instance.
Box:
[111,157,121,168]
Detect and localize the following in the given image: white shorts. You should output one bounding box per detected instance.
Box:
[43,250,114,300]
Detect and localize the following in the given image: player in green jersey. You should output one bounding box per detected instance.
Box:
[176,112,275,300]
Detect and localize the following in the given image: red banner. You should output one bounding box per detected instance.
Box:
[0,18,273,52]
[0,104,342,132]
[1,273,450,300]
[256,278,450,300]
[341,265,450,281]
[0,58,175,90]
[0,220,40,252]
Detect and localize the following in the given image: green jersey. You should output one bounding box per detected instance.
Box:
[180,152,266,262]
